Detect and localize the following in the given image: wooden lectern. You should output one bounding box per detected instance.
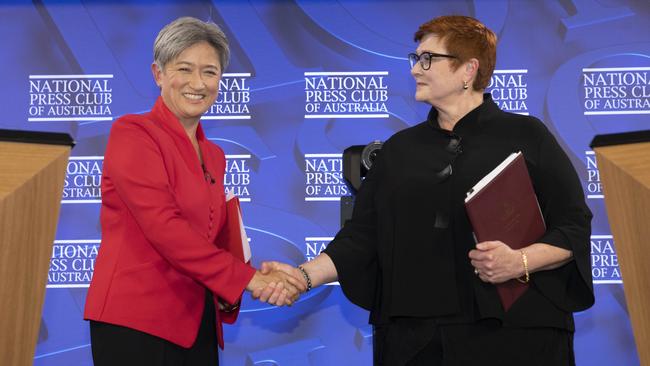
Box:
[591,130,650,366]
[0,129,74,366]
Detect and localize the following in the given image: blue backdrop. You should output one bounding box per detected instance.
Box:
[2,0,648,365]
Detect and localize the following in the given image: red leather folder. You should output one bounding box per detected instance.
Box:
[215,193,251,323]
[464,152,546,311]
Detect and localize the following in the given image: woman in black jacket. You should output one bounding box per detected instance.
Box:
[257,15,594,366]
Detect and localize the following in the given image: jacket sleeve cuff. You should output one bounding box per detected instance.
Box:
[216,261,255,306]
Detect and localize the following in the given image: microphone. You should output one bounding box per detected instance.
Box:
[202,164,216,184]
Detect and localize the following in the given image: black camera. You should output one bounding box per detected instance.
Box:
[340,140,383,227]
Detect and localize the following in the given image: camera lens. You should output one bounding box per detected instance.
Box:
[361,140,383,170]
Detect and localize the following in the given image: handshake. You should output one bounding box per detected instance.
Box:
[245,261,309,306]
[244,254,337,307]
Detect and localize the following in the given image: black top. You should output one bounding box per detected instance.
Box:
[0,129,75,147]
[324,94,594,331]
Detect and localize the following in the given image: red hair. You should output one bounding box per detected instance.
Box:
[414,15,497,90]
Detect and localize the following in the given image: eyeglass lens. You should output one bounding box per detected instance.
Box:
[408,53,431,70]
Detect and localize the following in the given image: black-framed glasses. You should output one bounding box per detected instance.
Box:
[408,52,457,70]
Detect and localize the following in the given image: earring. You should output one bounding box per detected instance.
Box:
[463,81,469,90]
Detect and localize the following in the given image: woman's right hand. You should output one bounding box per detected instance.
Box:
[246,268,305,306]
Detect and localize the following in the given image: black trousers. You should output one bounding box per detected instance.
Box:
[374,318,575,366]
[90,290,218,366]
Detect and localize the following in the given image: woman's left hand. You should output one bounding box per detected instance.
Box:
[469,241,524,284]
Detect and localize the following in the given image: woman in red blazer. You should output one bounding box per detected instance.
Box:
[84,17,303,366]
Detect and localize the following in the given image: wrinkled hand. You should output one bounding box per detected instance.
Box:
[253,261,308,305]
[468,241,524,284]
[246,265,306,306]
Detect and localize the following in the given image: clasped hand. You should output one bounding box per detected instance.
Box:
[468,240,524,284]
[246,262,307,306]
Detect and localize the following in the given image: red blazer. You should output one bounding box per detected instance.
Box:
[84,97,255,349]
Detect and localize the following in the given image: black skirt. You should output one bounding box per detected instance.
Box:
[90,289,219,366]
[374,318,574,366]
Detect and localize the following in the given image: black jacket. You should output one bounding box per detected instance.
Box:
[324,94,594,330]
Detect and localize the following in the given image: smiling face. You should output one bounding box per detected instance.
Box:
[152,41,221,126]
[410,34,467,108]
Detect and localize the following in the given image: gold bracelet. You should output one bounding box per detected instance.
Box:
[516,250,530,284]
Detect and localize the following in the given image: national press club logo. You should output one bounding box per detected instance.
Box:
[487,69,528,115]
[47,240,100,288]
[583,151,603,199]
[582,67,650,115]
[304,153,349,201]
[303,237,339,285]
[304,71,389,119]
[224,154,252,202]
[304,237,332,261]
[63,156,103,204]
[28,74,113,122]
[204,73,251,120]
[591,235,621,284]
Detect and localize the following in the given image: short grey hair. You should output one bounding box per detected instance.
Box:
[153,16,230,71]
